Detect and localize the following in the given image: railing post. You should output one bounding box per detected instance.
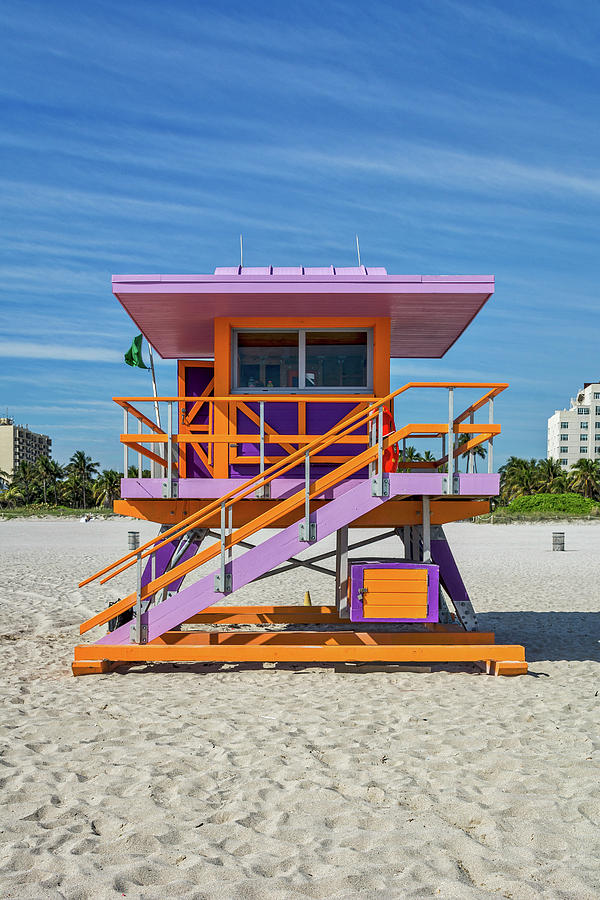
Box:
[165,400,173,499]
[445,387,455,494]
[371,406,389,497]
[123,408,128,478]
[137,418,143,478]
[130,550,147,643]
[255,400,270,498]
[299,450,316,541]
[214,501,232,592]
[468,412,474,474]
[422,496,431,562]
[488,398,494,474]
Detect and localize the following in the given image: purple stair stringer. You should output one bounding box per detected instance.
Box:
[430,525,478,631]
[97,477,399,646]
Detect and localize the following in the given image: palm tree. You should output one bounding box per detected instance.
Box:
[569,458,600,499]
[46,460,64,505]
[94,469,121,508]
[536,458,566,494]
[12,460,37,505]
[457,433,486,472]
[420,450,437,465]
[499,457,539,503]
[35,455,54,504]
[68,450,99,508]
[128,465,151,478]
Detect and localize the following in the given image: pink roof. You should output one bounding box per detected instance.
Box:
[112,268,494,359]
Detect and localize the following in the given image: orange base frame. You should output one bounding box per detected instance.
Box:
[72,606,527,677]
[113,497,491,527]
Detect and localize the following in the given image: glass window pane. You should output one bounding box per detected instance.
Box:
[305,331,368,388]
[236,331,298,389]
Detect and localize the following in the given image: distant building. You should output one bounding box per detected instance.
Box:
[547,382,600,468]
[0,417,52,477]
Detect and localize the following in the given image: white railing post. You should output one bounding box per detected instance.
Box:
[446,387,455,493]
[214,501,232,592]
[299,450,315,541]
[468,412,474,474]
[166,400,173,498]
[488,398,494,474]
[137,418,143,478]
[371,406,388,496]
[422,496,431,562]
[130,550,146,643]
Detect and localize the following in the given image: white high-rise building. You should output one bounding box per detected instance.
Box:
[0,417,52,478]
[547,382,600,469]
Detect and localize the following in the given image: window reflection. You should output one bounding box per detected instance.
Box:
[305,331,367,388]
[237,331,298,388]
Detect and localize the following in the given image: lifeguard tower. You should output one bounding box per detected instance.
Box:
[73,267,527,676]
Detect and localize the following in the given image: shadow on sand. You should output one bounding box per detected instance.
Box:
[478,610,600,663]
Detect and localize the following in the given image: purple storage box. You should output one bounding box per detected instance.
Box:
[349,558,439,624]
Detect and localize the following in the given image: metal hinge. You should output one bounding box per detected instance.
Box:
[162,480,179,498]
[298,521,317,542]
[130,621,148,644]
[371,476,390,497]
[214,572,233,593]
[441,474,460,495]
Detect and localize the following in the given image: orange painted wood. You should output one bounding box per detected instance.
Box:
[362,605,427,619]
[73,640,525,664]
[212,318,231,477]
[147,631,497,647]
[80,596,135,635]
[100,382,505,589]
[186,605,342,624]
[71,659,113,676]
[111,498,490,528]
[364,571,427,584]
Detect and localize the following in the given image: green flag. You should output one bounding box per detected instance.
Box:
[124,334,149,369]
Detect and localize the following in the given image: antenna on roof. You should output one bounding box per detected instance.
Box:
[355,234,361,267]
[240,234,243,269]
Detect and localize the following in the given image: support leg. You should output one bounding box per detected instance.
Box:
[335,527,349,618]
[430,525,478,631]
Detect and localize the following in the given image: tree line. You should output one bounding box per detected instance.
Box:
[499,456,600,504]
[0,451,148,510]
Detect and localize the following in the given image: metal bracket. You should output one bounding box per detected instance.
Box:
[298,520,317,542]
[371,475,390,497]
[162,479,178,498]
[214,572,232,593]
[441,474,460,495]
[254,482,271,499]
[130,620,148,644]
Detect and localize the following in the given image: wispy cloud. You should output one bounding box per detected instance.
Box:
[0,341,123,363]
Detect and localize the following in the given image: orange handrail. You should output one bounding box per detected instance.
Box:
[80,382,506,593]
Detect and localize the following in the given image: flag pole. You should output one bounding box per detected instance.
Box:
[147,343,161,429]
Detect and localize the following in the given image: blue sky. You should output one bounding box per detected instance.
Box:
[1,0,599,469]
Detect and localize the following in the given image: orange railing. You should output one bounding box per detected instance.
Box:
[79,382,506,635]
[114,384,504,484]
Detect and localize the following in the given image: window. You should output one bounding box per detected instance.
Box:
[581,422,589,429]
[581,434,588,440]
[596,406,600,415]
[580,447,588,454]
[594,393,600,399]
[232,328,372,392]
[560,422,569,429]
[560,447,569,454]
[560,435,569,441]
[596,447,600,455]
[560,458,568,466]
[578,407,589,414]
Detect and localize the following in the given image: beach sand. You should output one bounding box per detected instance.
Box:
[1,518,599,899]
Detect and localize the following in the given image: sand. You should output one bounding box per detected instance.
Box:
[0,518,599,899]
